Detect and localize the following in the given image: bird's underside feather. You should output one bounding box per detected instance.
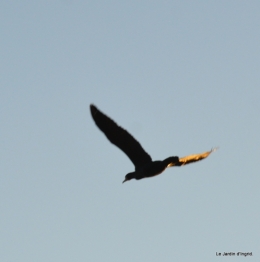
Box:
[167,148,218,167]
[90,105,152,168]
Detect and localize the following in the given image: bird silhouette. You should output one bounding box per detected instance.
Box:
[90,105,217,183]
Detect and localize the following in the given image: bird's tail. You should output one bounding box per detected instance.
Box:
[177,147,218,166]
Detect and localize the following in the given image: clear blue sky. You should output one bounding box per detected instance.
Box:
[1,1,259,261]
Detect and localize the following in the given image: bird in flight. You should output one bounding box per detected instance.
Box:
[90,105,217,183]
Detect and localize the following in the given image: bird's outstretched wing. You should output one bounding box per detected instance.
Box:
[168,147,218,167]
[90,105,152,168]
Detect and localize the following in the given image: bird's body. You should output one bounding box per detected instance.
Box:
[127,157,179,181]
[90,104,217,183]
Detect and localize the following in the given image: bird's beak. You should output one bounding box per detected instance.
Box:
[122,178,128,183]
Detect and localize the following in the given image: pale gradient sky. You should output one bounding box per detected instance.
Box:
[1,1,260,261]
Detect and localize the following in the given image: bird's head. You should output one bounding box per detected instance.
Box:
[122,172,135,183]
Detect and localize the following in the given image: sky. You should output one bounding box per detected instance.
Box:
[1,1,260,261]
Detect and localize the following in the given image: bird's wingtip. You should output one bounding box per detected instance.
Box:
[90,104,98,115]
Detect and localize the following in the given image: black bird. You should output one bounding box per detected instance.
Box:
[90,105,217,183]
